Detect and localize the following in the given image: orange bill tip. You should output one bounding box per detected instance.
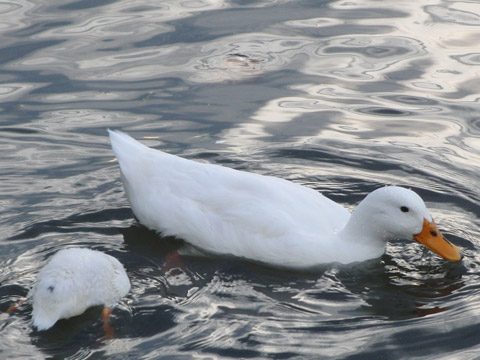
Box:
[413,218,462,261]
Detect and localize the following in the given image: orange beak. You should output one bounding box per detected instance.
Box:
[413,218,462,261]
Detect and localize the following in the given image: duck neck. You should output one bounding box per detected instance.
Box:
[337,204,389,260]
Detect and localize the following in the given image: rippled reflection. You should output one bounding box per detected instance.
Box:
[1,0,480,358]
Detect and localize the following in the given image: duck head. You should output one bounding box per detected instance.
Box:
[347,186,462,261]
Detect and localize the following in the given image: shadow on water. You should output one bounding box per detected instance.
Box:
[337,254,466,320]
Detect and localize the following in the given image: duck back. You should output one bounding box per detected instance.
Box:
[109,130,351,267]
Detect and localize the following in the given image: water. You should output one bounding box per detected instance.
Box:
[1,0,480,358]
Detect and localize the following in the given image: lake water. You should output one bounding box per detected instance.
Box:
[1,0,480,358]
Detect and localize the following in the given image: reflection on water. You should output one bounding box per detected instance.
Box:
[1,0,480,358]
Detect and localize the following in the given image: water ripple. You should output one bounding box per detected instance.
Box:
[2,0,480,358]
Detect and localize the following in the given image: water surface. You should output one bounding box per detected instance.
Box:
[1,0,480,358]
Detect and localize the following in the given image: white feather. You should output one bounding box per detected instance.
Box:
[29,248,130,330]
[109,130,437,268]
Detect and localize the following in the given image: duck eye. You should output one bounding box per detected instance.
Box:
[400,206,409,213]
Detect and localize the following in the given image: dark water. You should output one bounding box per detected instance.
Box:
[1,0,480,358]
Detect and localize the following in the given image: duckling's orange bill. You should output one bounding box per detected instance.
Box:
[413,218,462,261]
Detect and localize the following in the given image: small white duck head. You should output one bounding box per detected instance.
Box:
[29,248,131,331]
[344,186,462,261]
[31,275,77,330]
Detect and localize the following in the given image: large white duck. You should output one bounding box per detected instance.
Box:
[29,248,130,331]
[108,130,462,269]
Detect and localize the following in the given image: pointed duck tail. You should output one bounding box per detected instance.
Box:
[108,129,151,167]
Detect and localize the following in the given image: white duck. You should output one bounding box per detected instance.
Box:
[29,248,130,331]
[108,130,462,268]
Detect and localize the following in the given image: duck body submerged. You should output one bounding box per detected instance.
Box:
[29,248,130,330]
[109,130,462,268]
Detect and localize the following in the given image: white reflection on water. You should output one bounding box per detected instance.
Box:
[7,0,480,103]
[0,83,45,101]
